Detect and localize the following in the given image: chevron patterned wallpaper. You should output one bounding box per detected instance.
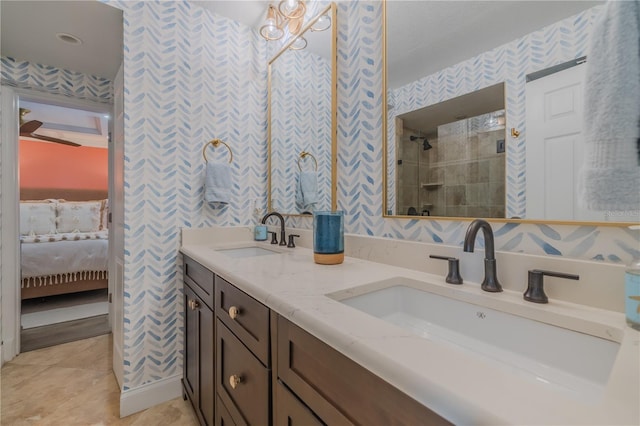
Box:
[1,0,638,399]
[0,56,113,103]
[271,49,332,213]
[107,0,267,390]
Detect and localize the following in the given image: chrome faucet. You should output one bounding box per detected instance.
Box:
[463,219,502,292]
[261,212,287,246]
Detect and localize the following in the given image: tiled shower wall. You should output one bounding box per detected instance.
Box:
[395,115,505,218]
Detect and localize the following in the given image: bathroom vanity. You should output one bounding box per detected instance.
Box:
[181,226,639,425]
[183,253,446,425]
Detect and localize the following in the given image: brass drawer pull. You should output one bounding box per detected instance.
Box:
[228,306,240,319]
[229,374,242,389]
[188,299,200,310]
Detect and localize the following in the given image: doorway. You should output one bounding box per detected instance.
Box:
[17,99,112,351]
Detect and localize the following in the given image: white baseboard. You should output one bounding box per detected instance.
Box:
[119,374,183,418]
[1,336,16,365]
[112,340,124,389]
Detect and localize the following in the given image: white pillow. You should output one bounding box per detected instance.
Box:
[56,201,102,233]
[100,199,109,230]
[20,202,57,236]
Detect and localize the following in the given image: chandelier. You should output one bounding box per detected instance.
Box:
[259,0,331,50]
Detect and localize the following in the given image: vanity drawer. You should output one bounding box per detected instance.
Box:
[277,316,451,426]
[275,380,323,426]
[184,256,215,309]
[216,395,235,426]
[215,276,270,365]
[216,320,270,426]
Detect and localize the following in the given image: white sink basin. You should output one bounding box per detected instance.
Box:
[215,246,283,258]
[330,278,620,400]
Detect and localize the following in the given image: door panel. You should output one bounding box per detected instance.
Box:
[526,62,603,221]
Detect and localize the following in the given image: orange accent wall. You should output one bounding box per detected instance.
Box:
[19,140,108,190]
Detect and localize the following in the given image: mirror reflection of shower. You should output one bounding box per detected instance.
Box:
[409,135,433,151]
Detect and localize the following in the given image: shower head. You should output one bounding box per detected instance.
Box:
[409,135,432,150]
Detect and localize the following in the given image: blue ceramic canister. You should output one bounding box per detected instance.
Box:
[254,225,268,241]
[313,211,344,265]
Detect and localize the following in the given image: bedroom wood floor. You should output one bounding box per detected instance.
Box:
[1,334,199,425]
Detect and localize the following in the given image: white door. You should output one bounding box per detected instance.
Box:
[526,62,604,221]
[109,62,125,387]
[1,88,21,364]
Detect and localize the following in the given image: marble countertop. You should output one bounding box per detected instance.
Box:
[181,226,640,425]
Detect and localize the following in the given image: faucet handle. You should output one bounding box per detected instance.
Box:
[287,234,300,248]
[267,231,278,245]
[429,255,463,285]
[524,269,579,304]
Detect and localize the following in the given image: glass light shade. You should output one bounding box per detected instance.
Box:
[278,0,306,19]
[289,36,307,50]
[310,14,331,32]
[260,6,284,40]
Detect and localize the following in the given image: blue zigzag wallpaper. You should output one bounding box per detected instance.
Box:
[0,56,113,103]
[271,48,332,213]
[108,0,267,390]
[1,0,638,400]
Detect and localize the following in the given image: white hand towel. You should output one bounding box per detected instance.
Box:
[296,171,318,210]
[580,0,640,212]
[205,162,231,207]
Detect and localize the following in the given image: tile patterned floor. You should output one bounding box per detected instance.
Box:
[1,334,199,425]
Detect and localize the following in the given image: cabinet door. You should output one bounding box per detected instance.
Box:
[184,285,199,406]
[184,285,215,426]
[217,320,270,426]
[275,380,323,426]
[199,299,215,426]
[216,396,236,426]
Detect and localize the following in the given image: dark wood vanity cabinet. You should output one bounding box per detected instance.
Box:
[183,255,449,426]
[183,257,215,426]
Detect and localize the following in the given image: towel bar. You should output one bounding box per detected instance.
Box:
[203,139,233,163]
[297,151,317,171]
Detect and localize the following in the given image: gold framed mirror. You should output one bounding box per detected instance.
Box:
[267,3,337,216]
[382,0,637,226]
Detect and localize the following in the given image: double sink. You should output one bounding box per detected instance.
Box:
[213,243,621,402]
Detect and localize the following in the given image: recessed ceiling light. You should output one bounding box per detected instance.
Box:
[56,32,83,45]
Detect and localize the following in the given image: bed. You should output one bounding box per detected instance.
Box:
[20,188,109,300]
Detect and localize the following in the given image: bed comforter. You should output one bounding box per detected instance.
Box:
[21,230,108,287]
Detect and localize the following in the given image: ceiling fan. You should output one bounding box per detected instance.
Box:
[19,108,80,147]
